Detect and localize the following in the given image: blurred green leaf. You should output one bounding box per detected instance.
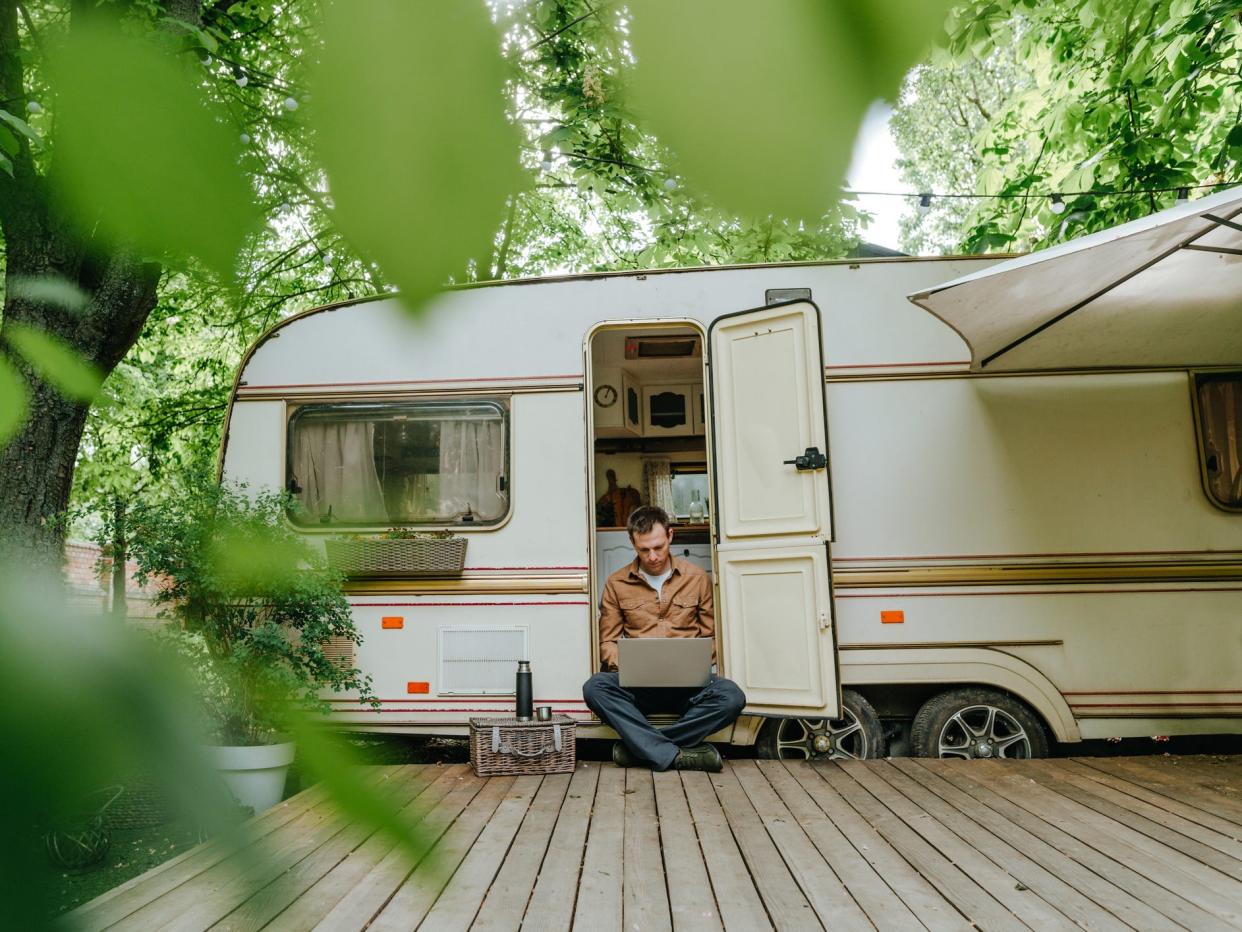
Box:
[626,0,951,219]
[309,1,525,307]
[0,356,29,445]
[0,108,40,147]
[5,323,105,402]
[8,275,91,313]
[0,150,11,178]
[48,23,258,276]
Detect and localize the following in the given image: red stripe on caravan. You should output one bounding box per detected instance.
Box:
[347,601,590,608]
[1068,702,1242,708]
[836,586,1242,598]
[241,374,583,390]
[1063,689,1242,696]
[832,547,1242,562]
[823,360,970,369]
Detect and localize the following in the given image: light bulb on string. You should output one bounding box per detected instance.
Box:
[916,193,932,216]
[239,132,251,145]
[663,177,677,192]
[26,101,41,114]
[283,97,299,112]
[1049,194,1066,214]
[540,150,554,172]
[1176,187,1190,204]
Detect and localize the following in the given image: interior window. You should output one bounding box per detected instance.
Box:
[287,399,508,526]
[670,463,710,521]
[1197,374,1242,509]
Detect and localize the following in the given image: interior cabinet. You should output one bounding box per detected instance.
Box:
[642,383,694,437]
[595,367,641,437]
[692,384,706,435]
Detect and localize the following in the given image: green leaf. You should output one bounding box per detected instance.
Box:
[626,0,952,220]
[0,357,29,446]
[0,109,40,147]
[0,124,18,157]
[309,2,526,308]
[0,150,11,178]
[7,276,90,313]
[48,23,259,276]
[4,324,105,402]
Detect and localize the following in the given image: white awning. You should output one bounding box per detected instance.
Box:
[909,186,1242,372]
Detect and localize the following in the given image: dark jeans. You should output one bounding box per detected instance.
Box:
[582,672,747,771]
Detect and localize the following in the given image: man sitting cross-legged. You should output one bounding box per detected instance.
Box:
[582,505,746,772]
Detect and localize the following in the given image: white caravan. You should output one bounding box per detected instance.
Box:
[219,193,1242,759]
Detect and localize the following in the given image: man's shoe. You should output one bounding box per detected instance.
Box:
[673,743,723,773]
[612,741,643,768]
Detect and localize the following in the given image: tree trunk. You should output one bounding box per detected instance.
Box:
[0,240,161,567]
[110,496,128,621]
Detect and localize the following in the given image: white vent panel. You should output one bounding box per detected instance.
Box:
[438,625,529,695]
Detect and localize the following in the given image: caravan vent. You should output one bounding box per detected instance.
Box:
[439,625,528,695]
[322,635,356,669]
[625,335,701,359]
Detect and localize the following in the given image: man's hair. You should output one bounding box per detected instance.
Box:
[627,505,671,539]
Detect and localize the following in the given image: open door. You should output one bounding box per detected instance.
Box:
[708,300,840,718]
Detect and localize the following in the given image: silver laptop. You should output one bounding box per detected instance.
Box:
[618,637,714,688]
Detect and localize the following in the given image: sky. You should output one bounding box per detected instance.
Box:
[846,102,907,252]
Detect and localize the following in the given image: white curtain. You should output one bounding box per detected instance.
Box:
[294,421,387,524]
[437,418,506,520]
[643,457,674,515]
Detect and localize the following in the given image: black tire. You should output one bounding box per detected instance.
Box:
[755,689,885,760]
[910,687,1049,759]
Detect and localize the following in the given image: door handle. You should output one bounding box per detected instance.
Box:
[782,446,828,471]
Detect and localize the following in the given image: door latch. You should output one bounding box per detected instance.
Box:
[782,446,828,471]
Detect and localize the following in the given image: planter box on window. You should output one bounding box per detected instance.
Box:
[325,537,467,578]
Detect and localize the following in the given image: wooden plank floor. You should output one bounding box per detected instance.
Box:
[66,755,1242,931]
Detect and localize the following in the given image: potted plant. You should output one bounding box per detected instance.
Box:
[128,475,375,814]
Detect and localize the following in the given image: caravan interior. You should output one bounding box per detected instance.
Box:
[588,325,713,599]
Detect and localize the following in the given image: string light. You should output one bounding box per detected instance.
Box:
[1049,193,1066,214]
[663,177,677,192]
[917,193,933,215]
[26,101,40,114]
[540,149,555,171]
[1176,186,1190,204]
[283,96,299,112]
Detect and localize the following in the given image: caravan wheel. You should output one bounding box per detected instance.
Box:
[910,687,1049,759]
[755,690,885,760]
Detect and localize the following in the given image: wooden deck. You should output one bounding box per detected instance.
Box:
[68,755,1242,931]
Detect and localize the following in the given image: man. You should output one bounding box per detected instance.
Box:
[582,505,746,772]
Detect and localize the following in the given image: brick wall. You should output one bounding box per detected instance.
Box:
[64,540,168,626]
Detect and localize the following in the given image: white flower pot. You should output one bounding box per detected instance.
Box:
[207,741,296,814]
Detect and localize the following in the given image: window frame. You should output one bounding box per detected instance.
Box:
[1190,371,1242,514]
[285,395,512,531]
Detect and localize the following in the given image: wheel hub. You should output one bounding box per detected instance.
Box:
[812,734,833,753]
[975,741,993,758]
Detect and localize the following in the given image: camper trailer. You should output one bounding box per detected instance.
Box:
[219,195,1242,760]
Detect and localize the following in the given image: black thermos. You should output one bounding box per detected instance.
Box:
[515,660,533,720]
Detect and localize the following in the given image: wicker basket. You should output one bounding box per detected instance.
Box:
[469,716,576,777]
[325,537,467,577]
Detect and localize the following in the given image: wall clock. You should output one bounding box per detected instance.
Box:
[594,384,618,407]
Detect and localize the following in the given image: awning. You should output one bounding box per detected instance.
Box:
[909,186,1242,372]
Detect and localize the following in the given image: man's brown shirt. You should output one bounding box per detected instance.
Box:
[598,556,714,670]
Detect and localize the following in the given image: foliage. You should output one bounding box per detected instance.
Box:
[895,0,1242,253]
[127,474,375,745]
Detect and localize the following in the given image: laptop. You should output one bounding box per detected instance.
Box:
[618,637,714,688]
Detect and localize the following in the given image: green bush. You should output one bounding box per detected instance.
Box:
[128,476,375,746]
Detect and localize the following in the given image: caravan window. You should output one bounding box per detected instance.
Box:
[287,399,509,527]
[1196,375,1242,510]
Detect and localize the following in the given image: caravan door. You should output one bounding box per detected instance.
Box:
[708,300,840,718]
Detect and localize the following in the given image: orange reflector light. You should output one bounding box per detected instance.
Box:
[382,616,404,629]
[407,681,430,694]
[880,610,905,624]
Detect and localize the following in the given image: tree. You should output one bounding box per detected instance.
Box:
[893,0,1242,253]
